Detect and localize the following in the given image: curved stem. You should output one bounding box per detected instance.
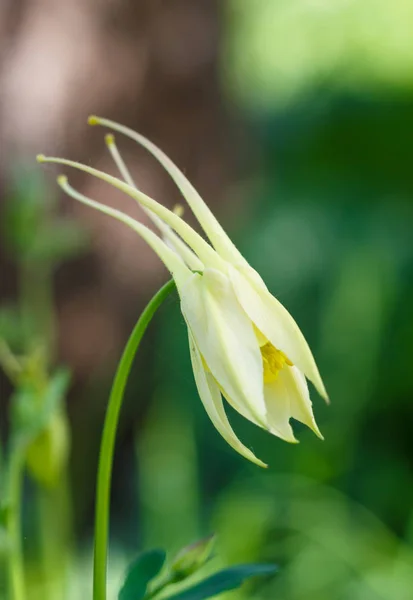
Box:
[93,279,176,600]
[7,444,26,600]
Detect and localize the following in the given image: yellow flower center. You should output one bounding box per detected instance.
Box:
[261,342,293,383]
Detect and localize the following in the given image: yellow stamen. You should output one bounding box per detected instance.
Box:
[173,203,184,217]
[105,133,115,147]
[261,342,293,384]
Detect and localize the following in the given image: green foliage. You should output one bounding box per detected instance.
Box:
[0,167,80,599]
[226,0,413,111]
[165,564,277,600]
[118,541,276,600]
[119,550,166,600]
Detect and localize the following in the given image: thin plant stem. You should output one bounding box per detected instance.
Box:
[7,444,26,600]
[93,279,176,600]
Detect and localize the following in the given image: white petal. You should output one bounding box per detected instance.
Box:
[188,332,267,468]
[280,366,323,439]
[180,268,267,427]
[263,378,298,443]
[217,379,298,444]
[89,116,248,266]
[228,265,328,401]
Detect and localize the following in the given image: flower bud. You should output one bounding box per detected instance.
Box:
[26,410,70,488]
[171,535,216,581]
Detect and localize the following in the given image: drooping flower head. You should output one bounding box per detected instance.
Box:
[37,117,328,467]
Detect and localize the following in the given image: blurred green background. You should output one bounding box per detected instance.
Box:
[0,1,412,598]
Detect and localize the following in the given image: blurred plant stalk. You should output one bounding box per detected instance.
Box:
[5,438,26,600]
[0,168,87,599]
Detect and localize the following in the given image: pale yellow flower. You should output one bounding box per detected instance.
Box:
[37,117,328,467]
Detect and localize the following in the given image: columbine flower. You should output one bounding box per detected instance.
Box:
[37,116,328,467]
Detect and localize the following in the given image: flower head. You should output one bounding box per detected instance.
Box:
[37,117,328,467]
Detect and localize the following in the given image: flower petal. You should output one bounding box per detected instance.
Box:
[88,116,248,266]
[180,268,267,428]
[188,332,267,468]
[208,372,300,444]
[280,366,323,439]
[263,378,298,443]
[228,265,328,401]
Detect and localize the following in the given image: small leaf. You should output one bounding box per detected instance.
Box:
[119,549,166,600]
[165,563,277,600]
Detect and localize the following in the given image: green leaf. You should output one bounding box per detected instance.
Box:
[165,564,277,600]
[119,549,166,600]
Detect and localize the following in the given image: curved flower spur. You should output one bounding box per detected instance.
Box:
[37,117,328,468]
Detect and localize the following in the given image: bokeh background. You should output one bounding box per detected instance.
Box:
[1,1,413,598]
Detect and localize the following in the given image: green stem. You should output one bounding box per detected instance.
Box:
[93,279,176,600]
[7,444,26,600]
